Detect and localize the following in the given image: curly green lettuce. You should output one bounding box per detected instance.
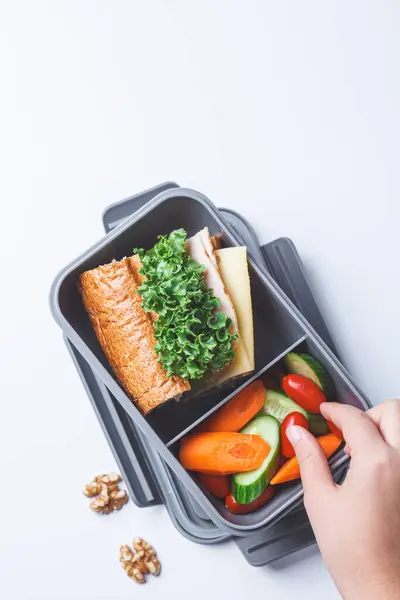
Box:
[134,229,236,380]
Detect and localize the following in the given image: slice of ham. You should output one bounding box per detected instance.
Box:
[198,227,219,270]
[186,228,253,385]
[186,228,238,335]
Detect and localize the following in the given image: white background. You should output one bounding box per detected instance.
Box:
[1,1,399,599]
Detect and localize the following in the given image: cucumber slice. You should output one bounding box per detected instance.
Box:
[284,353,335,399]
[308,413,330,436]
[263,390,308,424]
[264,389,329,436]
[232,415,280,504]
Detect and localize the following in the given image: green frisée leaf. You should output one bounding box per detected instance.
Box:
[134,229,237,380]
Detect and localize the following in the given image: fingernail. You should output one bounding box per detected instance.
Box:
[286,425,304,445]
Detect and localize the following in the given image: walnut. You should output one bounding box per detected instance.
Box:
[133,538,161,576]
[120,545,146,584]
[120,538,161,583]
[83,473,128,515]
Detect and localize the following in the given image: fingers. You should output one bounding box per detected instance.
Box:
[286,426,336,501]
[321,403,385,456]
[366,400,400,449]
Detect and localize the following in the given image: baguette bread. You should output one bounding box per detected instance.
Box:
[80,256,190,414]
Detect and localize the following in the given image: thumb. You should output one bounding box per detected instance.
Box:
[287,426,336,500]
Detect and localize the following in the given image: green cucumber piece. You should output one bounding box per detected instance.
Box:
[308,413,330,436]
[284,352,335,399]
[232,415,280,504]
[263,390,308,424]
[263,389,329,435]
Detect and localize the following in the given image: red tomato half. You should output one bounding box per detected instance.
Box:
[225,486,275,514]
[283,374,327,413]
[281,412,309,458]
[327,420,344,440]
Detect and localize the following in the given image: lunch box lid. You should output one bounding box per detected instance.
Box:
[61,182,350,564]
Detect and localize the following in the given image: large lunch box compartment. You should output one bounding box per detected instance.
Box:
[50,187,370,536]
[51,191,305,445]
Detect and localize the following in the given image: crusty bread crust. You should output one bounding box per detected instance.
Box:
[80,256,190,414]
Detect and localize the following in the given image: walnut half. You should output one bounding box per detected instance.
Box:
[83,472,128,515]
[120,538,161,584]
[120,545,146,584]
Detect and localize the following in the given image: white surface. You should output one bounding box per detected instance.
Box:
[1,1,399,599]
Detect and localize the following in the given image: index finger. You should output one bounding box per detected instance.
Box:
[321,402,385,456]
[366,400,400,449]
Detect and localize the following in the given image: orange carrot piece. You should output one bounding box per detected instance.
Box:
[180,432,270,475]
[197,380,265,433]
[270,433,342,485]
[197,473,231,499]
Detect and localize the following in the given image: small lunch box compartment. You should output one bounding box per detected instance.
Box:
[50,186,370,537]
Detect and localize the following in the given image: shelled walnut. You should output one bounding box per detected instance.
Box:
[83,472,128,515]
[120,538,161,584]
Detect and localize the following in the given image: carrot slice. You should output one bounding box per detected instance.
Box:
[270,433,342,485]
[197,380,265,433]
[180,432,270,475]
[197,473,231,499]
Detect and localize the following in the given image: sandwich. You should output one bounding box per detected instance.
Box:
[80,227,254,415]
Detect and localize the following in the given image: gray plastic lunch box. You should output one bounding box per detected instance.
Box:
[50,183,370,543]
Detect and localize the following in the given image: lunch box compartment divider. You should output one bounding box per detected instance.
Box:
[164,334,307,447]
[51,187,371,537]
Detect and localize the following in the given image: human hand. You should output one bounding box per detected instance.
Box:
[287,400,400,600]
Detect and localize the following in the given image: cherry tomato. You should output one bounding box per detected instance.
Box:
[327,420,344,440]
[225,486,275,514]
[282,374,327,413]
[197,473,230,499]
[281,412,309,458]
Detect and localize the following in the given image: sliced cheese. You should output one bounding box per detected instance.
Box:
[213,335,253,383]
[215,247,254,370]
